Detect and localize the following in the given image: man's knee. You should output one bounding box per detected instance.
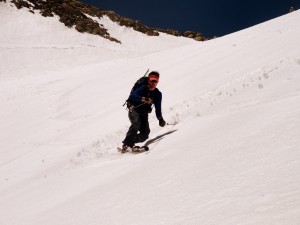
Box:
[140,126,150,140]
[139,133,149,142]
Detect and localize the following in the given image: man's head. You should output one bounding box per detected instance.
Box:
[148,71,160,90]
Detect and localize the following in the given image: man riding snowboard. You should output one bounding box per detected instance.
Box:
[121,71,166,153]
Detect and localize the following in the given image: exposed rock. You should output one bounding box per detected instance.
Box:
[40,8,54,17]
[11,0,31,9]
[8,0,208,43]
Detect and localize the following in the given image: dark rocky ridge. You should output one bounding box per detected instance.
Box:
[2,0,207,43]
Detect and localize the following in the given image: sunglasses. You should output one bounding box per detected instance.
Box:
[149,79,158,83]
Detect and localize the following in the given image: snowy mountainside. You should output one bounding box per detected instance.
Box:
[0,1,195,79]
[5,0,206,41]
[0,2,300,225]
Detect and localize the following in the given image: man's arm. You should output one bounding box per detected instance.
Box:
[154,91,163,119]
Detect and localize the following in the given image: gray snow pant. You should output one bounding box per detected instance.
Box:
[123,110,150,147]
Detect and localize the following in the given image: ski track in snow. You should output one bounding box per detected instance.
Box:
[68,56,300,167]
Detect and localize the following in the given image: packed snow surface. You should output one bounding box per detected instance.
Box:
[0,2,300,225]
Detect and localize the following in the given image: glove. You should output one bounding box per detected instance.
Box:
[159,118,166,127]
[141,97,153,104]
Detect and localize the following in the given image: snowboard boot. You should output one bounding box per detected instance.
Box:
[121,145,130,154]
[132,145,141,152]
[132,145,149,152]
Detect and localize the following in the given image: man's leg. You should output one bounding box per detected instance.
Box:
[123,110,140,147]
[136,113,150,143]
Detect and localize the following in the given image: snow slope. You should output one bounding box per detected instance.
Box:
[0,1,300,225]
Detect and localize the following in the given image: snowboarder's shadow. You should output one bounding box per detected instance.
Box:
[144,129,177,147]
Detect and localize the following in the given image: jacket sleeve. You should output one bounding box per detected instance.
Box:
[154,90,163,119]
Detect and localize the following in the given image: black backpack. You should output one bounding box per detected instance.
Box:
[129,76,149,93]
[123,69,150,107]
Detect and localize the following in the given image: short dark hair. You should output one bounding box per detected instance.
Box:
[149,71,160,77]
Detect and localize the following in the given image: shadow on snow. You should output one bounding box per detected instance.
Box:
[144,129,178,147]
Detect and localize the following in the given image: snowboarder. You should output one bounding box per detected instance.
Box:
[121,71,166,153]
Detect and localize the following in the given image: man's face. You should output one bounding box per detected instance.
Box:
[148,76,159,89]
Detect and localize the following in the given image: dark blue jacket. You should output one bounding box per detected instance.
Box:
[128,86,163,119]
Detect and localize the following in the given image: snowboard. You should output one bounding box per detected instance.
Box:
[117,145,149,154]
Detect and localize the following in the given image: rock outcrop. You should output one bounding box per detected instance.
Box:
[4,0,208,43]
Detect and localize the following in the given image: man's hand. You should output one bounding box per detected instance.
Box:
[159,118,166,127]
[141,97,153,104]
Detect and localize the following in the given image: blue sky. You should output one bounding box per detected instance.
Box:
[80,0,299,37]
